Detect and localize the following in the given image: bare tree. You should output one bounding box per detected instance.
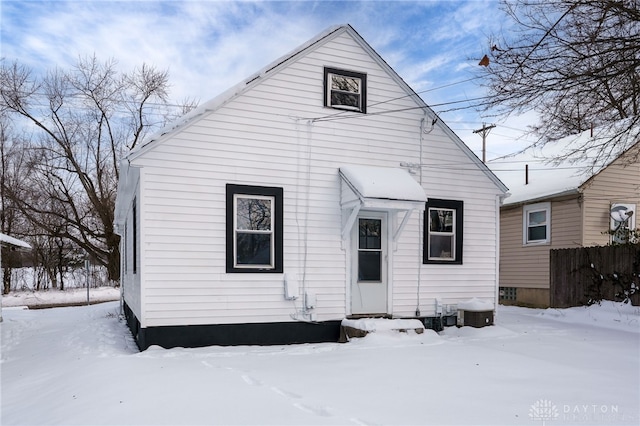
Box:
[0,56,179,282]
[0,115,32,293]
[479,0,639,166]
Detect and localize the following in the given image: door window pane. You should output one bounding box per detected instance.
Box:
[358,252,381,281]
[359,219,381,249]
[358,218,382,282]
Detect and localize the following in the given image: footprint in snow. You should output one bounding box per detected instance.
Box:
[241,374,262,386]
[270,386,301,399]
[293,402,333,417]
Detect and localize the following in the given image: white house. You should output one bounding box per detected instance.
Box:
[114,24,508,350]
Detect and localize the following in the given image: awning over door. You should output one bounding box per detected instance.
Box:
[339,165,427,242]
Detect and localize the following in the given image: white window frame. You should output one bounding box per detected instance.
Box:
[523,202,551,245]
[233,194,275,269]
[427,207,456,261]
[324,67,367,113]
[327,73,362,111]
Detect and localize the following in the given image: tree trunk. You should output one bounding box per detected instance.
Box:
[106,233,121,283]
[3,266,10,294]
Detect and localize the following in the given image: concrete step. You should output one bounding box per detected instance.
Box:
[339,318,424,342]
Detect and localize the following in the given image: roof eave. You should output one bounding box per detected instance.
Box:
[501,188,581,207]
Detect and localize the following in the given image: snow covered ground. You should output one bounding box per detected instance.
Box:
[2,287,120,308]
[1,301,638,425]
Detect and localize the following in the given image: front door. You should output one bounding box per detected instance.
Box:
[351,212,388,315]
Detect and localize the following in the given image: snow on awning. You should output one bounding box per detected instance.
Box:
[339,166,427,242]
[339,165,427,209]
[0,233,31,250]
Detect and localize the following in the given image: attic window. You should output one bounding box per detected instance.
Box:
[324,67,367,113]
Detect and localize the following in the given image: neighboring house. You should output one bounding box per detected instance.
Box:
[114,24,508,350]
[0,233,32,322]
[491,131,639,308]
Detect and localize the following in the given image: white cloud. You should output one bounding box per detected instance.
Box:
[0,0,534,157]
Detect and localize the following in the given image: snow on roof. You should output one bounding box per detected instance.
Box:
[129,24,348,158]
[123,24,506,194]
[489,126,636,206]
[0,233,31,250]
[340,165,427,202]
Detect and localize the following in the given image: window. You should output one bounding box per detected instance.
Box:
[324,67,367,113]
[523,202,551,245]
[423,199,463,264]
[132,198,137,274]
[358,218,382,282]
[226,184,283,273]
[499,287,517,301]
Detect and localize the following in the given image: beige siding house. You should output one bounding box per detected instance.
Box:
[491,134,639,307]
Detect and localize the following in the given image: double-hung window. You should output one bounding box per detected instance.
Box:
[423,199,463,264]
[324,67,367,113]
[226,184,283,273]
[523,202,551,245]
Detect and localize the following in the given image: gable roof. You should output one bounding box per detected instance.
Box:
[0,233,31,250]
[489,127,639,206]
[124,24,506,193]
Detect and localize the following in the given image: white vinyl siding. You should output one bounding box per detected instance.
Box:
[123,30,504,326]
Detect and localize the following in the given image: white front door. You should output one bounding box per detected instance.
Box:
[351,212,388,315]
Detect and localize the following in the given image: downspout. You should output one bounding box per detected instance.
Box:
[494,194,504,320]
[301,119,313,319]
[290,117,314,322]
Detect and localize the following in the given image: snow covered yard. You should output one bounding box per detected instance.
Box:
[1,302,638,425]
[2,287,120,308]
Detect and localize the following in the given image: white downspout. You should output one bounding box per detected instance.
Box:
[494,194,503,319]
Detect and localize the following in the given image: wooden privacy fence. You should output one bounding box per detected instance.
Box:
[550,245,640,308]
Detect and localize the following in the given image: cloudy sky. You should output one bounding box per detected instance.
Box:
[1,0,537,160]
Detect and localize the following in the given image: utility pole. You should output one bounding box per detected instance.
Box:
[473,123,496,163]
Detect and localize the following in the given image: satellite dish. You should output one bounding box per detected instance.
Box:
[610,205,634,222]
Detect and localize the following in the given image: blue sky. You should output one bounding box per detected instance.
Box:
[0,0,537,159]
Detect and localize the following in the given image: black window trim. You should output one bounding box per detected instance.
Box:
[423,198,464,265]
[226,184,284,273]
[323,67,367,114]
[132,197,137,274]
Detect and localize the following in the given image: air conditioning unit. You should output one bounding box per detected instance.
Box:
[457,310,494,328]
[456,298,494,328]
